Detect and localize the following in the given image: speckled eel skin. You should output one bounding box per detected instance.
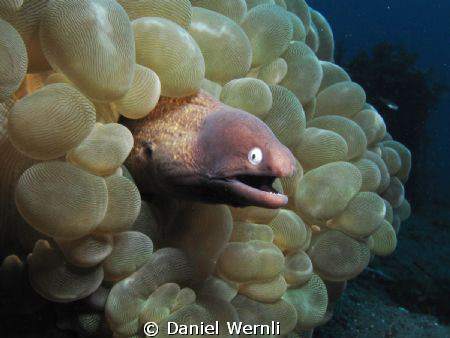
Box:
[122,90,296,209]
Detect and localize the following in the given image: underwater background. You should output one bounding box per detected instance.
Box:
[1,0,449,337]
[312,0,450,207]
[311,1,450,337]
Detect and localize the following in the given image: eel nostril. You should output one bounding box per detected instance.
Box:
[144,141,153,157]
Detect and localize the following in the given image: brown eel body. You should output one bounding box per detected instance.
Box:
[121,90,296,209]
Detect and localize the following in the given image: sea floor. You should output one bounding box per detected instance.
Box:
[316,204,450,338]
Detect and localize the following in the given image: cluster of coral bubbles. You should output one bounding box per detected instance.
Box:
[0,0,412,337]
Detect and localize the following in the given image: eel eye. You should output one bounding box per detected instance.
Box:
[248,147,263,165]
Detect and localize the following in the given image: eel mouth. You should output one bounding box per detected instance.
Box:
[217,174,288,209]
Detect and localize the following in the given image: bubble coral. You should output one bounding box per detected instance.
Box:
[55,234,113,268]
[232,294,297,336]
[284,0,311,33]
[102,231,153,281]
[295,162,362,221]
[28,240,104,303]
[190,0,247,24]
[370,220,397,256]
[229,205,279,224]
[241,4,293,67]
[310,9,334,62]
[316,82,366,118]
[327,192,386,238]
[353,107,386,145]
[200,78,222,99]
[218,240,284,283]
[231,222,274,242]
[246,0,275,10]
[283,250,313,287]
[308,230,370,281]
[67,122,133,176]
[15,161,108,240]
[257,57,288,84]
[0,104,9,146]
[287,11,307,42]
[381,145,402,175]
[117,0,192,29]
[308,115,368,160]
[133,16,205,97]
[8,83,96,160]
[0,1,414,336]
[283,273,328,329]
[220,78,272,118]
[318,61,351,92]
[382,140,412,181]
[105,248,193,336]
[94,175,141,234]
[268,209,310,252]
[280,41,323,104]
[0,0,50,72]
[364,149,391,193]
[239,274,287,303]
[294,127,348,169]
[114,64,161,119]
[305,21,319,52]
[263,84,306,148]
[0,18,27,102]
[189,7,252,84]
[381,176,405,208]
[396,198,411,221]
[39,0,135,101]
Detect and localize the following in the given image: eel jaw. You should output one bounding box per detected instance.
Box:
[213,174,288,209]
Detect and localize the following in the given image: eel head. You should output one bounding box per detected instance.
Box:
[168,106,295,209]
[124,94,296,209]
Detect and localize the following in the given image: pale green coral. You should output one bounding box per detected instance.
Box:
[241,4,293,66]
[0,18,27,102]
[133,17,205,97]
[189,7,252,84]
[280,41,323,104]
[40,0,135,101]
[220,78,272,118]
[0,2,413,337]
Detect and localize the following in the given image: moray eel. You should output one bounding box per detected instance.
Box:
[122,90,296,209]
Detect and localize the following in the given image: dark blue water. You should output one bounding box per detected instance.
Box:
[310,0,450,205]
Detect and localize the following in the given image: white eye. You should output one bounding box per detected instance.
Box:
[248,147,263,165]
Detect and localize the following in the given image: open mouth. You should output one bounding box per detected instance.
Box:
[234,174,278,194]
[218,174,288,209]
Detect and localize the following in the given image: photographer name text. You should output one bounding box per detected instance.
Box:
[143,321,280,336]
